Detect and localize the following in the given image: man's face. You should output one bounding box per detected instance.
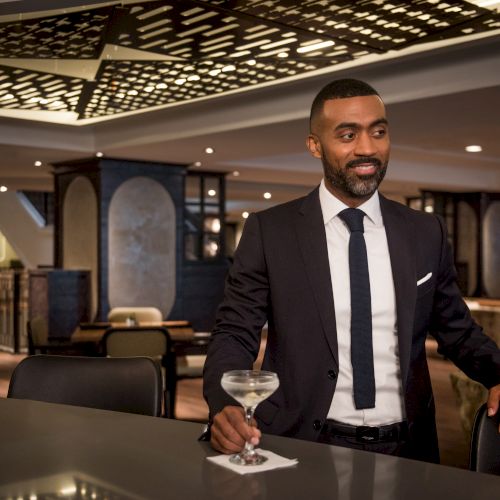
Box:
[306,95,390,207]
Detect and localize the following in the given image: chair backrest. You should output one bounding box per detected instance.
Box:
[470,403,500,474]
[102,327,171,358]
[28,317,49,343]
[107,307,163,323]
[7,355,162,417]
[103,327,177,417]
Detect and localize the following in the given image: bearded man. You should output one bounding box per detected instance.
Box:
[202,78,500,463]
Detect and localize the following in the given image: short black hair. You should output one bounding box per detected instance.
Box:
[309,78,379,131]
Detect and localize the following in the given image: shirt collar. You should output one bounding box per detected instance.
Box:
[319,178,383,227]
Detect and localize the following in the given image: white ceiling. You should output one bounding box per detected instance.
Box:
[0,0,499,221]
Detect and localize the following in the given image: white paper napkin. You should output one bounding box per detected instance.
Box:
[207,449,298,475]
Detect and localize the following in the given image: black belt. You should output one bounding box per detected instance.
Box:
[321,420,408,443]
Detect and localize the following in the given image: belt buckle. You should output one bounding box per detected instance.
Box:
[356,425,379,442]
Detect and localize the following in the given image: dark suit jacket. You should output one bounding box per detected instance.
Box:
[203,187,500,462]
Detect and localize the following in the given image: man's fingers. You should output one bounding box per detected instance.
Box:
[210,406,261,454]
[487,383,500,418]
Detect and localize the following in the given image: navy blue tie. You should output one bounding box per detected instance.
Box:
[338,208,375,410]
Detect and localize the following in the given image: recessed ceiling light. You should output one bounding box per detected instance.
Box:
[208,69,221,76]
[156,83,167,90]
[96,152,104,158]
[0,186,8,193]
[232,170,240,176]
[192,161,202,167]
[34,160,42,167]
[208,189,217,197]
[263,192,272,199]
[297,40,335,53]
[187,75,200,81]
[246,60,256,66]
[278,52,288,58]
[174,78,186,85]
[144,86,155,92]
[465,145,482,152]
[242,211,249,219]
[222,65,236,72]
[205,147,215,154]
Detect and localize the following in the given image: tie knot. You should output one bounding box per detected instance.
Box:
[339,208,366,233]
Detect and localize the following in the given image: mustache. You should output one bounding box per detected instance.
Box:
[346,157,382,169]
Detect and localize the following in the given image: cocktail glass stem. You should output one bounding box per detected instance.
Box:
[243,406,257,458]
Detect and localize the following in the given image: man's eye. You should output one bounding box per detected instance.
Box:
[340,132,355,140]
[373,128,387,137]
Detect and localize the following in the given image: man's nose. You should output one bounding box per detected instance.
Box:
[353,132,376,156]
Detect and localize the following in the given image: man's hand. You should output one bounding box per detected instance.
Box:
[486,383,500,431]
[210,406,261,454]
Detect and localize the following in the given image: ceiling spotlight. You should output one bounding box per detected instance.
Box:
[39,99,49,105]
[246,60,256,66]
[144,86,155,92]
[278,52,288,58]
[0,186,7,193]
[156,83,167,89]
[222,65,236,72]
[208,69,221,77]
[297,40,335,53]
[263,192,272,199]
[192,161,202,167]
[96,152,104,158]
[174,78,186,85]
[205,147,215,154]
[208,189,217,197]
[34,160,42,167]
[232,170,240,176]
[242,211,249,219]
[187,75,200,81]
[465,145,482,153]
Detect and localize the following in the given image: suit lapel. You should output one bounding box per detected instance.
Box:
[380,195,416,389]
[295,188,339,371]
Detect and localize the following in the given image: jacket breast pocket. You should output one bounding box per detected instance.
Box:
[416,277,434,300]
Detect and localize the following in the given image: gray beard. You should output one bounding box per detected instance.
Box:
[322,156,387,199]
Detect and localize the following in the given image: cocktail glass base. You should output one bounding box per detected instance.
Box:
[229,452,268,466]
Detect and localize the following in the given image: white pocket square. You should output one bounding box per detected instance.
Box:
[417,272,432,286]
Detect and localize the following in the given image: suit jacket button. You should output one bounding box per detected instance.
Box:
[313,420,322,431]
[327,370,336,380]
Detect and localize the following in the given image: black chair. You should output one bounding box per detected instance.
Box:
[102,326,177,418]
[26,317,73,355]
[470,403,500,474]
[8,355,163,417]
[27,318,95,356]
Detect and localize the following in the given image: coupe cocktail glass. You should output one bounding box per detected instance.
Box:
[221,370,279,465]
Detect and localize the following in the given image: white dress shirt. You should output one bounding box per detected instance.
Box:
[319,179,405,425]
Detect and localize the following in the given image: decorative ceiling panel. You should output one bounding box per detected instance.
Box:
[0,0,498,121]
[0,65,84,111]
[79,57,335,119]
[0,7,113,59]
[111,0,364,61]
[201,0,500,51]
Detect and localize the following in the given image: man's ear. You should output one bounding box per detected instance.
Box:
[306,134,322,159]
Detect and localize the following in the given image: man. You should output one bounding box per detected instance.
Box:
[203,78,500,462]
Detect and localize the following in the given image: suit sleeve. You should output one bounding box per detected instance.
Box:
[430,215,500,389]
[203,213,270,416]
